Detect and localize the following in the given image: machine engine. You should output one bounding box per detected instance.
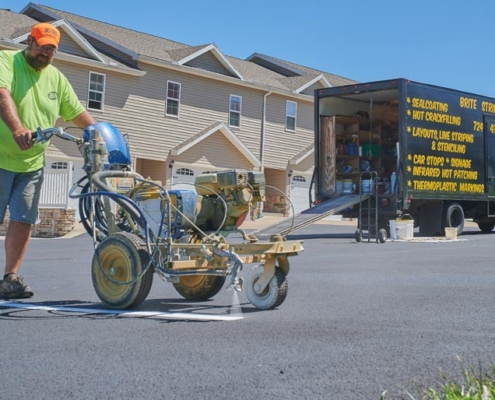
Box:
[134,169,265,238]
[194,169,265,231]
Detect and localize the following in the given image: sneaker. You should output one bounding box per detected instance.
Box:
[0,274,34,299]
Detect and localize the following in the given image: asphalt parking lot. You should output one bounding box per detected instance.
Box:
[0,218,494,400]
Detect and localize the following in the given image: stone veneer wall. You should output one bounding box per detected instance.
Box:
[0,208,76,238]
[263,194,289,217]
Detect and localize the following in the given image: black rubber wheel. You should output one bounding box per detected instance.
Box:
[172,275,226,301]
[245,265,288,310]
[355,229,362,243]
[92,232,153,309]
[378,229,387,243]
[442,202,464,235]
[477,220,495,233]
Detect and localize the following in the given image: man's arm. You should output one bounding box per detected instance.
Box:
[0,88,33,150]
[71,110,96,129]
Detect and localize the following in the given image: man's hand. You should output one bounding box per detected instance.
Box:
[12,129,34,151]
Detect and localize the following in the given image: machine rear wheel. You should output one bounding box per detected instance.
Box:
[92,232,153,309]
[173,275,226,301]
[245,264,288,310]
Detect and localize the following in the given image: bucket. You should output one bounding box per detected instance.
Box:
[395,215,414,240]
[346,142,358,156]
[389,220,397,239]
[361,179,374,194]
[343,179,353,194]
[445,227,457,240]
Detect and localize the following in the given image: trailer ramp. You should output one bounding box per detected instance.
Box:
[251,194,366,239]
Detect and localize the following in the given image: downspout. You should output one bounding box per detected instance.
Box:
[258,90,272,218]
[260,90,272,172]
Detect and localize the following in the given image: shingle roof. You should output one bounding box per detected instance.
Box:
[17,4,357,92]
[248,53,358,87]
[0,9,37,39]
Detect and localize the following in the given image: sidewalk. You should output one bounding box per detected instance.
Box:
[239,214,356,230]
[58,214,355,239]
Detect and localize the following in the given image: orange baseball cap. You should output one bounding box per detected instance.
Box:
[30,23,60,48]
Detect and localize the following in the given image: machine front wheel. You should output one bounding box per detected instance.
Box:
[245,264,288,310]
[173,275,226,301]
[92,232,153,309]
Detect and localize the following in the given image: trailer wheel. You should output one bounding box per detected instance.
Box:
[442,202,464,235]
[245,264,288,310]
[355,229,362,242]
[477,220,495,233]
[92,232,153,309]
[173,275,226,301]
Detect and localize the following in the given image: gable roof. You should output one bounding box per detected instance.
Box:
[289,144,314,166]
[10,18,106,63]
[171,44,244,80]
[247,52,358,89]
[170,122,261,168]
[0,8,145,76]
[17,3,357,97]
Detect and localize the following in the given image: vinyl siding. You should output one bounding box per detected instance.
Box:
[26,53,313,176]
[185,52,233,77]
[263,94,314,169]
[301,80,325,96]
[295,156,314,174]
[59,35,89,59]
[108,63,267,162]
[174,131,253,170]
[264,168,288,197]
[137,159,167,184]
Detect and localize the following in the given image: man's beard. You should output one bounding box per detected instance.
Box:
[24,49,52,70]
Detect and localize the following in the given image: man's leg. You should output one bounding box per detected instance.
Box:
[5,220,32,275]
[0,168,41,299]
[0,220,34,298]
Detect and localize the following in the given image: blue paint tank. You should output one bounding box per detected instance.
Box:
[84,122,131,168]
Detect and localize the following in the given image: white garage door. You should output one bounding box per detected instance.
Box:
[171,166,216,192]
[290,174,314,215]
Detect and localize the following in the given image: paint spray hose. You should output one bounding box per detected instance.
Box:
[69,171,151,245]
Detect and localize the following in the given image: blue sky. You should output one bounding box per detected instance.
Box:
[4,1,495,97]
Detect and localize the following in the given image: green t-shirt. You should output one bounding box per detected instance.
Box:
[0,50,85,172]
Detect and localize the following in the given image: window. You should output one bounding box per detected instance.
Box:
[292,175,306,182]
[176,167,194,176]
[229,95,242,127]
[166,81,181,116]
[286,100,297,131]
[88,72,105,111]
[50,161,73,170]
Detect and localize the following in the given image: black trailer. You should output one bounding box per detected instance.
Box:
[314,78,495,236]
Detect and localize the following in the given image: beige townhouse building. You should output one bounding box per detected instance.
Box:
[0,3,356,217]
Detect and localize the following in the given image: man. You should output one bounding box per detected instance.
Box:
[0,22,96,298]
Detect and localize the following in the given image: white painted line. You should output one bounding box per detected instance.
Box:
[0,301,243,321]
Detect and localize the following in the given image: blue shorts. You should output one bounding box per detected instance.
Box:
[0,168,44,225]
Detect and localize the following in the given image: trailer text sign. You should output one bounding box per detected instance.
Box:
[405,83,488,195]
